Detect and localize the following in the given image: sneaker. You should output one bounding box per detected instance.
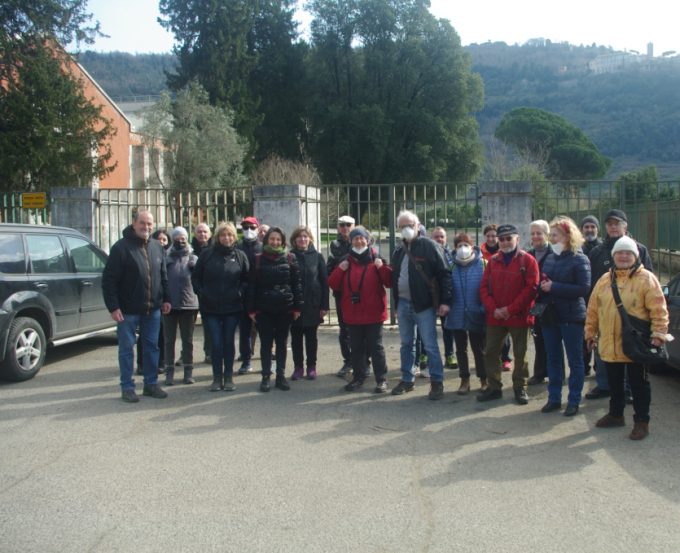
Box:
[413,365,421,377]
[121,389,140,403]
[275,375,290,391]
[238,362,252,375]
[223,377,236,392]
[428,381,444,400]
[502,360,512,372]
[142,384,168,399]
[541,401,562,413]
[344,379,364,392]
[419,354,428,370]
[585,387,611,400]
[374,380,389,394]
[527,375,545,386]
[391,380,415,395]
[208,378,222,392]
[445,354,458,369]
[419,367,430,379]
[477,388,502,402]
[306,366,317,380]
[291,367,304,381]
[336,364,351,378]
[514,388,529,405]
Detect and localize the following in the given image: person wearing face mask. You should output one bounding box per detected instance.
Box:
[585,209,653,401]
[289,225,329,381]
[236,216,263,375]
[479,224,539,404]
[526,220,554,386]
[535,217,591,416]
[102,209,171,403]
[162,226,199,386]
[390,210,452,400]
[431,227,457,371]
[192,222,250,392]
[444,233,487,394]
[580,215,602,257]
[328,226,392,393]
[585,236,668,440]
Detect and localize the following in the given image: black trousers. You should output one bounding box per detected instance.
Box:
[239,312,256,362]
[532,324,547,380]
[257,312,292,377]
[348,323,387,383]
[335,296,351,364]
[453,330,486,379]
[291,324,319,368]
[605,361,651,422]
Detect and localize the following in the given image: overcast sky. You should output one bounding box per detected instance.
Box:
[83,0,678,56]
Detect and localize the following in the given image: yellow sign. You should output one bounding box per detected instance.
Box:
[21,192,47,209]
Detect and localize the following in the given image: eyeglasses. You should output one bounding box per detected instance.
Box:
[498,236,515,242]
[339,222,353,227]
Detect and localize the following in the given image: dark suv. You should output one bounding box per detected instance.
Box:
[0,223,115,381]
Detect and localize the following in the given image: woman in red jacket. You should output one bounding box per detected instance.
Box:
[328,226,392,393]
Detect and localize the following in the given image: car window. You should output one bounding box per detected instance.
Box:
[26,235,69,274]
[65,236,107,273]
[0,234,26,274]
[669,275,680,297]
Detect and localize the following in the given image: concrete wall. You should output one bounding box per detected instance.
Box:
[479,181,532,246]
[253,185,320,245]
[50,187,96,240]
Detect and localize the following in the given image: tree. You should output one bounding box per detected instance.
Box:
[305,0,484,184]
[616,165,658,205]
[139,82,247,190]
[0,42,115,192]
[494,107,611,180]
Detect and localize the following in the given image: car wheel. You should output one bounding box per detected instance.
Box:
[0,317,47,381]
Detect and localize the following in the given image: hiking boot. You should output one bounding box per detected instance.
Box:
[238,361,252,375]
[457,378,470,395]
[260,376,271,392]
[445,354,458,369]
[514,388,529,405]
[374,380,388,394]
[477,388,502,402]
[564,404,579,417]
[223,377,236,392]
[275,375,290,391]
[391,380,415,395]
[596,414,626,428]
[208,378,223,392]
[121,389,140,403]
[306,366,317,380]
[336,364,352,379]
[164,367,175,386]
[291,367,304,381]
[428,381,444,400]
[541,401,562,413]
[629,421,649,440]
[344,379,364,392]
[183,367,195,385]
[142,384,168,399]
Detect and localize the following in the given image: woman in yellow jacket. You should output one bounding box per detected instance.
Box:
[585,236,669,440]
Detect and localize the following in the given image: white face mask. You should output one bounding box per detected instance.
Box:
[401,226,416,241]
[352,246,368,255]
[243,229,257,241]
[551,242,565,256]
[457,245,472,259]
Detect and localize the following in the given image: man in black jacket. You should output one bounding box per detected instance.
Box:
[585,209,653,400]
[326,215,355,377]
[390,210,452,400]
[236,216,262,374]
[103,210,171,403]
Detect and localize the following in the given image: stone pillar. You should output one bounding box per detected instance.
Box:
[252,185,320,244]
[50,187,96,240]
[479,181,532,247]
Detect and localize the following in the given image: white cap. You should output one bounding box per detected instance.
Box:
[338,215,355,224]
[611,236,639,258]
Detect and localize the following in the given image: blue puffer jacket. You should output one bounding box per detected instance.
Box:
[538,250,591,324]
[444,247,486,332]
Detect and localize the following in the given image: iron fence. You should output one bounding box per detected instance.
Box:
[0,192,50,225]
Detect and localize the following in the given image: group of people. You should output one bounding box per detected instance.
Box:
[102,207,669,441]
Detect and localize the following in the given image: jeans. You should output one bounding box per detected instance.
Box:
[348,323,387,383]
[605,362,650,422]
[453,330,486,379]
[291,324,319,368]
[118,310,161,391]
[162,310,197,369]
[542,323,585,405]
[257,312,292,377]
[203,313,240,379]
[397,299,444,383]
[484,325,529,391]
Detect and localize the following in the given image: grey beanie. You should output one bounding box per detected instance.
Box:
[580,215,600,229]
[171,226,189,241]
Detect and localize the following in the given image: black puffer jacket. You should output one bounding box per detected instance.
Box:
[102,225,169,315]
[237,238,262,267]
[248,250,304,315]
[192,243,249,315]
[391,237,453,313]
[291,246,329,326]
[326,234,351,276]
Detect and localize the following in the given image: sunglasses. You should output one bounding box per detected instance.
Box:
[498,236,515,242]
[242,225,258,230]
[339,222,353,227]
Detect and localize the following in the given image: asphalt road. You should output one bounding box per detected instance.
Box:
[1,326,680,553]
